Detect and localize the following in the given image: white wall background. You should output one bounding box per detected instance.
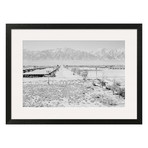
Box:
[0,0,146,148]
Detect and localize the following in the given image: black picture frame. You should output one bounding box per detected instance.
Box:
[6,24,142,124]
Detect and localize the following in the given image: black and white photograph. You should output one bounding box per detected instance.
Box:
[23,40,125,107]
[6,24,142,124]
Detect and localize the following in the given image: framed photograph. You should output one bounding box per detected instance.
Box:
[6,24,142,124]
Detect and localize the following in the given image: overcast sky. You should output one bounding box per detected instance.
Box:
[23,40,125,52]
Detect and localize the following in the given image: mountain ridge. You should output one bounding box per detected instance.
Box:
[23,48,125,61]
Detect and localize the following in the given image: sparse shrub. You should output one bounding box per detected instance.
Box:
[98,97,118,106]
[111,85,118,95]
[106,84,112,90]
[100,80,107,88]
[115,81,121,86]
[81,70,88,80]
[111,79,125,98]
[76,69,81,75]
[117,88,125,98]
[50,73,56,77]
[71,68,77,75]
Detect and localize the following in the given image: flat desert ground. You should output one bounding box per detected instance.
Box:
[23,65,125,107]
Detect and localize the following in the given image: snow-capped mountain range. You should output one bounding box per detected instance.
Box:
[23,48,125,61]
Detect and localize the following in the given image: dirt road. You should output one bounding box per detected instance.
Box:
[55,65,82,80]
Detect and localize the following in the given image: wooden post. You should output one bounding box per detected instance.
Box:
[96,67,97,79]
[47,70,50,85]
[48,75,49,85]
